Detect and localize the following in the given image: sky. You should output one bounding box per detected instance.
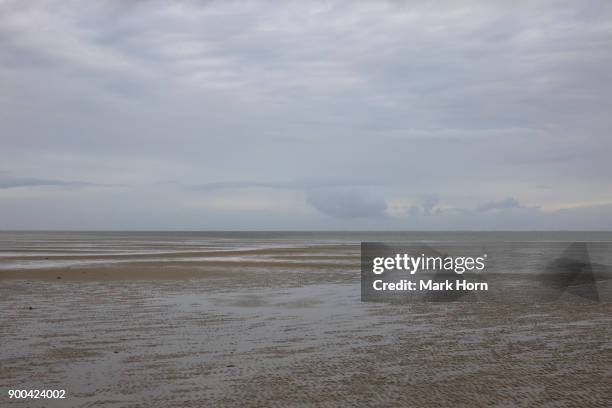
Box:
[1,0,611,230]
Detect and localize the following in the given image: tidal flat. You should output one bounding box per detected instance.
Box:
[1,232,611,407]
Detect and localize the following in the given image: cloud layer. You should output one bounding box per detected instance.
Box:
[1,0,611,229]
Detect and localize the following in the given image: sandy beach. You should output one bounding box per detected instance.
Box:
[4,1,612,405]
[1,232,611,407]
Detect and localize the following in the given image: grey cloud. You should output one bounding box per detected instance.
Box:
[306,189,387,219]
[401,194,442,217]
[192,179,381,191]
[0,1,611,229]
[0,176,94,189]
[398,196,533,218]
[192,181,294,191]
[421,194,440,216]
[476,197,522,213]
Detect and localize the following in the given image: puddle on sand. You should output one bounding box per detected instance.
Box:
[152,283,416,361]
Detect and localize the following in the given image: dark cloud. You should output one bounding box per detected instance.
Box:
[476,197,522,213]
[306,189,387,219]
[399,194,443,217]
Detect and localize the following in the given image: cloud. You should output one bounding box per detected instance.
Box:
[0,176,94,189]
[191,178,381,191]
[476,197,522,212]
[391,194,443,217]
[192,181,292,191]
[421,194,441,215]
[306,189,387,219]
[0,1,611,228]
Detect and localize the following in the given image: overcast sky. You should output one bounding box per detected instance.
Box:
[1,0,611,230]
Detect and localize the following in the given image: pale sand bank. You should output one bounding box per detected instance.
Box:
[0,261,358,281]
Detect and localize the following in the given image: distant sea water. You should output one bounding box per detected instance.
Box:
[0,231,611,271]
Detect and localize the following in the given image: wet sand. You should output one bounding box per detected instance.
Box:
[1,233,611,407]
